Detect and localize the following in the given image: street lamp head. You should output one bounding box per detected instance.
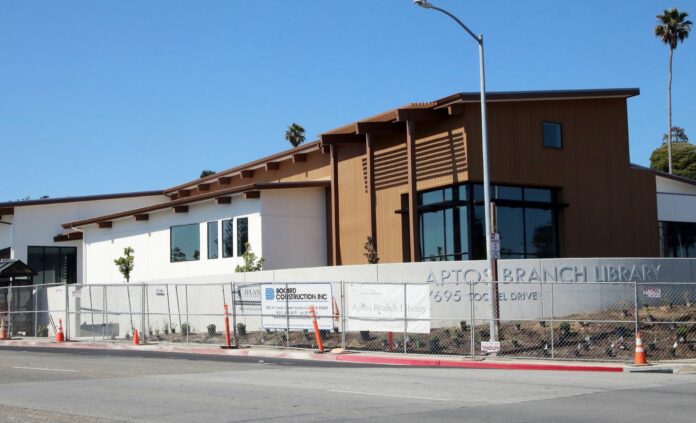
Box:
[413,0,434,9]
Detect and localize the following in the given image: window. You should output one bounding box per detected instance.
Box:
[418,183,558,261]
[207,221,219,259]
[543,122,563,148]
[222,219,234,258]
[27,246,77,284]
[237,217,248,256]
[170,224,200,262]
[659,221,696,257]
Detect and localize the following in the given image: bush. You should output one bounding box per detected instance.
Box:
[559,322,571,335]
[181,323,191,336]
[207,324,217,336]
[236,323,246,336]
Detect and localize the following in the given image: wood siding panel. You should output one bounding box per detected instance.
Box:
[336,143,371,264]
[464,98,658,257]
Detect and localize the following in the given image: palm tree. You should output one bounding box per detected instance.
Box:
[655,8,692,174]
[285,123,306,148]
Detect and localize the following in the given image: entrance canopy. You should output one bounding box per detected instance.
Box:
[0,259,36,286]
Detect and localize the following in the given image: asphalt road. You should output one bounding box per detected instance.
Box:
[0,346,694,423]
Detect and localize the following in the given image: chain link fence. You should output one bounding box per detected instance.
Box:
[1,280,695,362]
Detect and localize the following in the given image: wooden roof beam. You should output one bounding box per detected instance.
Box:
[97,221,112,229]
[197,183,211,192]
[244,191,260,199]
[53,232,83,242]
[134,214,149,221]
[292,153,307,163]
[395,108,446,122]
[219,176,233,185]
[355,121,405,134]
[240,169,254,179]
[173,205,188,213]
[447,103,466,116]
[265,162,280,171]
[0,207,14,216]
[320,133,366,145]
[216,197,232,205]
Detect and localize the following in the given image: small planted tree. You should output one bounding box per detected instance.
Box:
[235,243,265,272]
[114,247,135,333]
[364,236,379,264]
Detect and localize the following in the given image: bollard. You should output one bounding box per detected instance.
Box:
[309,305,324,353]
[223,304,232,348]
[133,329,140,345]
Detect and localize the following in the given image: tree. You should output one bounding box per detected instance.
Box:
[114,247,135,282]
[235,243,264,272]
[662,126,689,143]
[200,169,215,178]
[114,247,135,333]
[285,123,306,148]
[650,142,696,180]
[655,8,692,174]
[364,236,379,264]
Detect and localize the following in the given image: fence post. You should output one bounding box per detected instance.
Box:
[231,282,238,348]
[34,285,39,337]
[185,284,189,345]
[7,283,12,337]
[285,282,290,348]
[403,283,407,354]
[141,284,146,344]
[340,281,346,350]
[634,282,640,341]
[64,283,69,340]
[102,285,107,341]
[470,281,475,360]
[550,282,555,359]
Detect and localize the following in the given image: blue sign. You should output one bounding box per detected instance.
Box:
[265,288,275,300]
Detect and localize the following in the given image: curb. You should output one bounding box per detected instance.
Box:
[0,340,624,372]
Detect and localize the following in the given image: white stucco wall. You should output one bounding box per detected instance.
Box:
[8,195,166,282]
[260,188,327,269]
[0,216,12,252]
[656,175,696,222]
[82,188,327,284]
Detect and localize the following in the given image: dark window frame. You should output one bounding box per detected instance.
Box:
[170,223,201,263]
[207,221,219,260]
[542,121,563,149]
[416,182,560,261]
[27,245,77,284]
[236,217,249,256]
[222,219,234,258]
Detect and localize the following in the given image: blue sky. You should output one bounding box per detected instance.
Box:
[1,0,694,201]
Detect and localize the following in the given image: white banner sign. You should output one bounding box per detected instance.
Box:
[261,284,333,330]
[345,284,430,333]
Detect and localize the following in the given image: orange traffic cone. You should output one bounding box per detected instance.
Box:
[0,318,9,340]
[133,329,140,345]
[634,332,648,365]
[55,319,65,342]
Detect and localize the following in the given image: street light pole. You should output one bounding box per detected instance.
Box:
[413,0,497,343]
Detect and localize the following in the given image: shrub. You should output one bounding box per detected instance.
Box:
[559,322,571,335]
[236,323,247,336]
[207,324,217,336]
[180,323,191,336]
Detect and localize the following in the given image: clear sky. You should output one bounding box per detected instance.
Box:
[1,0,694,201]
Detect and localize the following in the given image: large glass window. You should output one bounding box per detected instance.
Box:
[222,219,234,258]
[207,221,219,259]
[660,221,696,257]
[27,246,77,284]
[418,183,558,261]
[170,224,200,262]
[237,217,248,256]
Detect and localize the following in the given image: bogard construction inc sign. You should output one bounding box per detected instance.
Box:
[261,283,333,330]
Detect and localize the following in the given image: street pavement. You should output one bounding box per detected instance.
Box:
[0,346,694,422]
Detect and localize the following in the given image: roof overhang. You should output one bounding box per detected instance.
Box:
[63,180,330,229]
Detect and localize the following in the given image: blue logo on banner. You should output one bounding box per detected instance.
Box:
[265,288,275,300]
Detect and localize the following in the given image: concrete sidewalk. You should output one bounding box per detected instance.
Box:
[2,337,693,373]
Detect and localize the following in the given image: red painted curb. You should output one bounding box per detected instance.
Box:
[335,354,624,372]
